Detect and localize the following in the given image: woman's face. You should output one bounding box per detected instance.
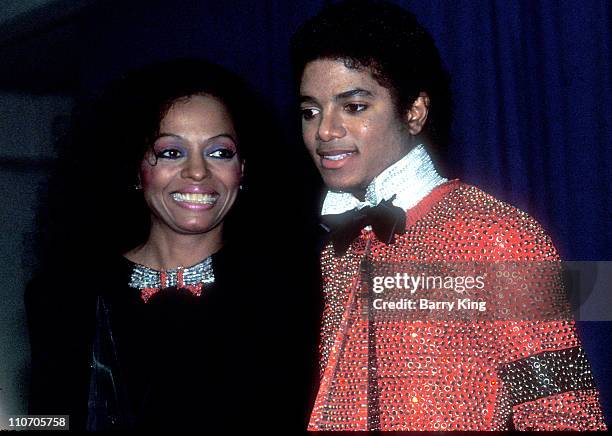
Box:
[140,94,243,236]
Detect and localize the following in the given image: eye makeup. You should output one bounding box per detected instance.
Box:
[207,147,237,159]
[153,142,187,160]
[204,135,238,160]
[150,134,239,162]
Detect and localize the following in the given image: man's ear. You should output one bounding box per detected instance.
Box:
[405,92,430,135]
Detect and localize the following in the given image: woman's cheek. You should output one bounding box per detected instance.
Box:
[139,161,166,189]
[228,164,243,188]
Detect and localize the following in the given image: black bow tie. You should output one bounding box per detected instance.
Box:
[321,195,406,256]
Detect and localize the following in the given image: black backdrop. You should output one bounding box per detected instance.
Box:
[74,0,610,260]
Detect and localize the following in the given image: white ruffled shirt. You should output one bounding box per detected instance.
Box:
[321,144,448,215]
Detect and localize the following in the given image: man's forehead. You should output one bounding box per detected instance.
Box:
[300,58,382,97]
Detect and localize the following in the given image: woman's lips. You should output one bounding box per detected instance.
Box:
[171,192,218,209]
[318,150,356,169]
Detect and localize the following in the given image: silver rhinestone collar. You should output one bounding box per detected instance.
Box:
[321,144,447,215]
[128,256,215,302]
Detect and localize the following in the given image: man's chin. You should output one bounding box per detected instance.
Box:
[321,176,364,195]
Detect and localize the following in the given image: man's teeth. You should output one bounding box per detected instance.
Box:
[171,193,218,204]
[324,153,353,161]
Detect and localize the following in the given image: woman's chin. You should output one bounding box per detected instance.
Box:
[172,219,223,236]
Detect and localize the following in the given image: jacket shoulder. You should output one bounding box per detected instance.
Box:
[415,182,560,261]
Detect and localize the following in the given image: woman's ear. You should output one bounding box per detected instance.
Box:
[240,160,245,190]
[405,92,430,135]
[135,173,143,191]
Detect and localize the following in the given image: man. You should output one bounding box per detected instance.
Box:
[290,0,606,431]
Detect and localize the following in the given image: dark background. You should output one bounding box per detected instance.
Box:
[0,0,609,423]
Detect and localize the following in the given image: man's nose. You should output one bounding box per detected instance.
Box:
[181,154,208,180]
[317,111,346,142]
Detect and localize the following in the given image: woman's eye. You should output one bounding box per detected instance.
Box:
[208,148,236,159]
[155,148,182,159]
[345,103,367,113]
[301,108,320,121]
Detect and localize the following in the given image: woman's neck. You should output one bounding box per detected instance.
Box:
[125,224,223,270]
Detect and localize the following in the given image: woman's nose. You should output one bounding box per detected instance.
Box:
[181,154,208,180]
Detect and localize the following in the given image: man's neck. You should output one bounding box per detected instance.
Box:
[321,144,448,215]
[347,187,368,202]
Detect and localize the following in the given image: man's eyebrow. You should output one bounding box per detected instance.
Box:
[335,88,373,100]
[299,95,316,104]
[299,88,374,104]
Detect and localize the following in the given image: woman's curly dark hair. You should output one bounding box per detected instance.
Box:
[290,0,452,150]
[33,59,260,272]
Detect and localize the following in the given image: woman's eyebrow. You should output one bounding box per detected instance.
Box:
[154,133,183,141]
[154,133,237,142]
[206,133,237,143]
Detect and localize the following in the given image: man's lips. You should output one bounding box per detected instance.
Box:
[322,152,354,161]
[317,149,357,169]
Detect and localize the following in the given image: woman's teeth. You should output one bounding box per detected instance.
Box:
[171,192,218,204]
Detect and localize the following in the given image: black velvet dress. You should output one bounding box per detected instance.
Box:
[26,246,311,432]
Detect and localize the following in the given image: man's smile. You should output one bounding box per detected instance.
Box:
[318,149,357,169]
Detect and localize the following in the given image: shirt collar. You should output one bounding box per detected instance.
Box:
[321,144,447,215]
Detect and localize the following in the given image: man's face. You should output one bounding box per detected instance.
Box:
[299,59,413,195]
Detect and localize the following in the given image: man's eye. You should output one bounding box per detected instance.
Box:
[301,108,320,120]
[155,149,182,159]
[345,103,367,113]
[208,148,236,159]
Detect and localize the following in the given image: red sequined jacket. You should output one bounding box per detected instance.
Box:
[308,180,606,431]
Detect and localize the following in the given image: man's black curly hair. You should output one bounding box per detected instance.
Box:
[290,0,452,150]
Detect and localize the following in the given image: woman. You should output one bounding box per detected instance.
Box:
[26,59,269,431]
